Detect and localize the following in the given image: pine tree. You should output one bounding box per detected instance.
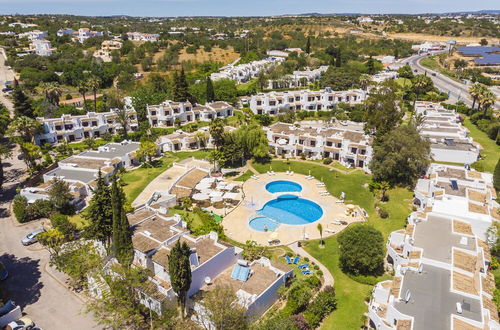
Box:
[172,68,190,102]
[168,240,192,318]
[111,176,133,267]
[12,80,33,118]
[305,37,311,55]
[206,76,215,102]
[494,158,500,193]
[84,170,113,248]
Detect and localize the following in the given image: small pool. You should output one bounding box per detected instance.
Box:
[266,180,302,193]
[249,195,323,231]
[248,217,279,231]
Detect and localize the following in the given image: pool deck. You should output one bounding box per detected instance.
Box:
[222,172,365,246]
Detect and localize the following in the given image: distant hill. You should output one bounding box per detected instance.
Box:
[284,10,499,16]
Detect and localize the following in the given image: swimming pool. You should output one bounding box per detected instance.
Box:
[249,195,323,231]
[265,180,302,193]
[248,217,279,231]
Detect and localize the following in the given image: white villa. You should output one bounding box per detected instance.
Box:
[249,88,367,115]
[368,163,500,330]
[415,101,480,164]
[265,121,373,171]
[126,32,160,42]
[156,126,236,153]
[266,66,329,89]
[35,108,138,145]
[29,39,55,56]
[147,101,233,128]
[121,207,293,319]
[76,28,103,43]
[93,40,122,62]
[210,57,284,84]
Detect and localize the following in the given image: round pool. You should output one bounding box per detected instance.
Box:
[265,180,302,193]
[248,217,279,231]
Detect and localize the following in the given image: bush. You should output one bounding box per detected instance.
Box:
[338,225,385,276]
[13,195,29,223]
[347,273,382,285]
[290,314,310,330]
[323,157,333,165]
[303,286,337,328]
[378,207,389,219]
[27,199,54,219]
[305,275,321,289]
[50,213,77,239]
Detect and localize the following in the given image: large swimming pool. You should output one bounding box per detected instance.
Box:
[249,194,323,231]
[265,180,302,193]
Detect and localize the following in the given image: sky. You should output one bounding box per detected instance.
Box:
[0,0,498,17]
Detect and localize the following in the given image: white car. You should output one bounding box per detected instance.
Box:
[6,317,34,330]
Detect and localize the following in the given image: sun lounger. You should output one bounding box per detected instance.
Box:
[325,229,335,234]
[316,183,325,187]
[331,220,342,225]
[298,264,309,269]
[251,175,259,180]
[293,256,300,264]
[285,255,292,264]
[302,270,312,275]
[289,171,294,175]
[285,171,291,175]
[304,233,309,240]
[306,175,314,180]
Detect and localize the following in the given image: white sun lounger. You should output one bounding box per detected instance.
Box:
[316,183,325,187]
[251,175,259,180]
[325,229,335,234]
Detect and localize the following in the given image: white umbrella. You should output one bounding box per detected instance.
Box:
[277,138,287,145]
[195,182,212,190]
[216,182,227,190]
[200,178,216,184]
[209,191,224,198]
[223,192,238,200]
[222,183,236,191]
[211,196,223,203]
[192,193,209,201]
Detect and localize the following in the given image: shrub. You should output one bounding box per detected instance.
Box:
[316,270,323,276]
[313,265,320,271]
[13,195,29,223]
[290,314,310,330]
[300,154,306,160]
[378,207,389,219]
[304,257,309,262]
[305,275,321,289]
[323,158,333,165]
[27,199,54,219]
[303,286,337,328]
[338,225,385,276]
[50,213,77,239]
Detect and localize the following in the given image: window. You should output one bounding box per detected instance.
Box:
[257,101,262,105]
[299,139,304,145]
[310,141,316,147]
[326,141,333,147]
[92,121,97,126]
[270,101,276,106]
[328,96,333,101]
[151,111,156,116]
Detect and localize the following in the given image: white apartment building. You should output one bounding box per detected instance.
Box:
[147,101,233,128]
[267,66,329,89]
[156,126,236,153]
[210,57,284,84]
[265,121,373,171]
[18,30,47,41]
[29,39,55,56]
[76,28,103,43]
[35,108,138,145]
[56,28,76,37]
[126,32,160,42]
[415,101,480,164]
[249,88,367,115]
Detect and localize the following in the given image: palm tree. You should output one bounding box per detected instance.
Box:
[478,88,497,114]
[359,74,372,91]
[113,107,130,139]
[39,82,62,106]
[412,75,432,107]
[317,223,324,246]
[469,83,485,111]
[86,76,102,112]
[77,80,89,111]
[194,131,209,149]
[0,144,12,190]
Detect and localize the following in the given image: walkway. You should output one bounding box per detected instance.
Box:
[288,241,334,290]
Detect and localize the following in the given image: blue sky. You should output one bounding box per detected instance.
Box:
[0,0,498,16]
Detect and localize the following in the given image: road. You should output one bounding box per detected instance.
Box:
[0,48,98,330]
[401,52,500,109]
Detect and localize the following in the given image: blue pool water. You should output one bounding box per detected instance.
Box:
[265,180,302,193]
[248,217,279,231]
[249,195,323,231]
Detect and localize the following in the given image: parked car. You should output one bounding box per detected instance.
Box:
[0,261,8,280]
[1,87,12,93]
[431,72,437,76]
[6,317,34,330]
[21,229,45,246]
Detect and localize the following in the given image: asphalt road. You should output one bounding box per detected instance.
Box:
[0,48,99,330]
[401,52,499,109]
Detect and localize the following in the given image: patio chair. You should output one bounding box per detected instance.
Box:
[285,171,291,175]
[293,256,300,264]
[325,229,335,234]
[316,182,325,187]
[285,255,292,264]
[298,264,309,269]
[302,270,313,275]
[290,171,294,176]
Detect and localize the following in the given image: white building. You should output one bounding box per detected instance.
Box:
[76,28,103,43]
[18,30,47,41]
[369,163,500,330]
[210,57,284,84]
[411,42,444,52]
[126,32,160,42]
[249,88,366,115]
[267,66,329,89]
[265,121,373,171]
[35,108,138,145]
[29,39,55,56]
[56,28,76,37]
[93,40,122,62]
[147,101,233,128]
[156,126,236,153]
[415,101,480,164]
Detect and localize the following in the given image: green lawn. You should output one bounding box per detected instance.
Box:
[463,117,500,173]
[234,170,253,182]
[252,160,413,330]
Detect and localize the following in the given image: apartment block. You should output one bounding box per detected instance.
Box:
[266,66,329,89]
[35,109,138,145]
[210,57,284,84]
[156,126,236,153]
[415,101,480,164]
[249,88,366,115]
[265,121,373,171]
[29,39,55,56]
[147,100,233,127]
[126,32,160,42]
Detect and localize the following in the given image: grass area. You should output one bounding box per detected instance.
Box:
[252,160,413,330]
[68,212,88,229]
[168,208,204,229]
[234,170,253,182]
[420,56,459,81]
[68,138,108,151]
[463,117,500,173]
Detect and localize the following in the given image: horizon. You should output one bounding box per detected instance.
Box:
[0,0,498,17]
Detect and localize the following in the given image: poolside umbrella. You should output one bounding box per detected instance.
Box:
[195,182,212,190]
[211,196,223,203]
[209,191,224,198]
[223,192,238,200]
[192,193,209,201]
[270,232,279,239]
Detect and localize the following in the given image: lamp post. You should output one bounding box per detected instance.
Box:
[147,298,154,330]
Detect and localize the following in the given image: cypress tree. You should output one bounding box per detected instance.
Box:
[206,76,215,102]
[12,80,33,118]
[172,68,191,102]
[83,170,113,248]
[305,37,311,55]
[494,158,500,193]
[168,240,192,318]
[111,175,133,267]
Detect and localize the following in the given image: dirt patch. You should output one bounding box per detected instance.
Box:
[178,46,239,64]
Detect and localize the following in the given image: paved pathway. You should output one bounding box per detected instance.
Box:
[288,241,334,290]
